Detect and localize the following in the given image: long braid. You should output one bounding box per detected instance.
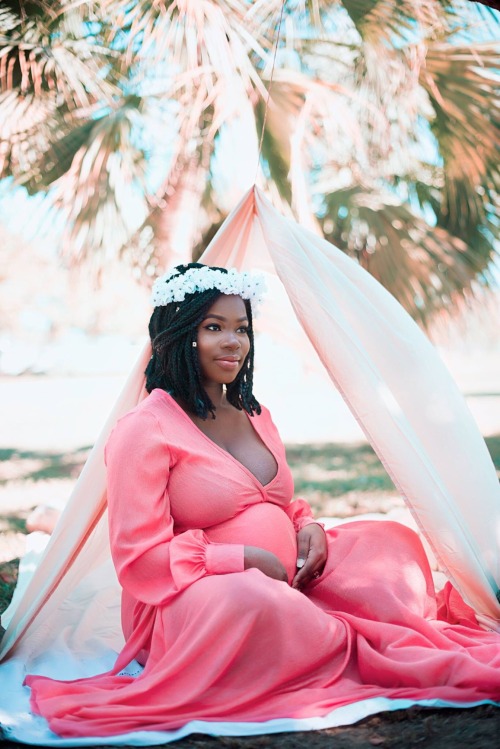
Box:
[226,301,261,415]
[146,263,260,419]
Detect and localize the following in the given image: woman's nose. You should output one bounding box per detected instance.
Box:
[223,332,241,349]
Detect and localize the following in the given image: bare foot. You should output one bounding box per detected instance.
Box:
[26,506,61,535]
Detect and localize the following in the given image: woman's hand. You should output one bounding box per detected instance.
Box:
[292,524,327,589]
[244,546,288,582]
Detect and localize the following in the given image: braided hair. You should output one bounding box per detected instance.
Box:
[145,263,261,419]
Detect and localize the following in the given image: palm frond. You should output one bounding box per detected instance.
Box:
[44,98,149,264]
[0,11,117,107]
[419,41,500,235]
[100,0,276,188]
[320,185,496,326]
[0,4,118,181]
[20,118,96,192]
[340,0,448,46]
[0,7,19,31]
[104,0,270,74]
[0,89,57,178]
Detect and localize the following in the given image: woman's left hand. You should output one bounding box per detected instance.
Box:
[292,524,327,590]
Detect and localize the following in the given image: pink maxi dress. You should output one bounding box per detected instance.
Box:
[26,389,500,736]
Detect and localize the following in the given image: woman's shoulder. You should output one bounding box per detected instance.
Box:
[121,388,178,422]
[251,402,282,438]
[107,390,182,445]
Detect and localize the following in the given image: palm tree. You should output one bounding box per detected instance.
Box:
[0,0,498,326]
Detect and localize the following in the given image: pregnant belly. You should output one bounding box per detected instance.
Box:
[205,503,298,584]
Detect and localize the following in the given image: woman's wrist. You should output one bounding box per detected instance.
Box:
[297,518,325,533]
[205,543,245,574]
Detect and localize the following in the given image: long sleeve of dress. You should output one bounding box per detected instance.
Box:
[284,498,325,532]
[105,408,244,606]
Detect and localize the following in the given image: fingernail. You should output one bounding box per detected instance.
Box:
[296,558,306,568]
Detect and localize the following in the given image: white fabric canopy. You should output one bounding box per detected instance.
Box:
[203,186,500,624]
[1,185,499,744]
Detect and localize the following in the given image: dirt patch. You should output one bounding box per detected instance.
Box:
[1,705,498,748]
[169,708,500,749]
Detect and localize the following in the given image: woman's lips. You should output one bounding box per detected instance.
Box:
[215,358,240,370]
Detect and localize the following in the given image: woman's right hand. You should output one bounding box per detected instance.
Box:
[244,546,288,582]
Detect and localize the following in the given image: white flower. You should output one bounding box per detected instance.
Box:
[151,266,266,312]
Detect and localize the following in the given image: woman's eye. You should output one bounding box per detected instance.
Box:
[237,327,249,334]
[206,324,221,331]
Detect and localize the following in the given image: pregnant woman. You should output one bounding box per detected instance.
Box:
[25,263,500,737]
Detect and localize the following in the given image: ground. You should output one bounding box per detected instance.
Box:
[1,439,499,748]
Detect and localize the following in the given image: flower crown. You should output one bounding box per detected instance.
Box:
[151,265,266,312]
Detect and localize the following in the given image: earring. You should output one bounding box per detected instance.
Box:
[192,341,197,348]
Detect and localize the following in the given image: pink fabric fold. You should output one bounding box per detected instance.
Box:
[285,498,325,532]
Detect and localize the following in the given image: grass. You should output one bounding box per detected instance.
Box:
[485,434,500,471]
[0,446,91,485]
[287,443,395,495]
[286,435,500,516]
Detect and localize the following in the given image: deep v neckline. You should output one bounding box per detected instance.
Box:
[162,391,279,489]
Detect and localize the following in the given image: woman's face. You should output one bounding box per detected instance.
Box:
[196,294,250,387]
